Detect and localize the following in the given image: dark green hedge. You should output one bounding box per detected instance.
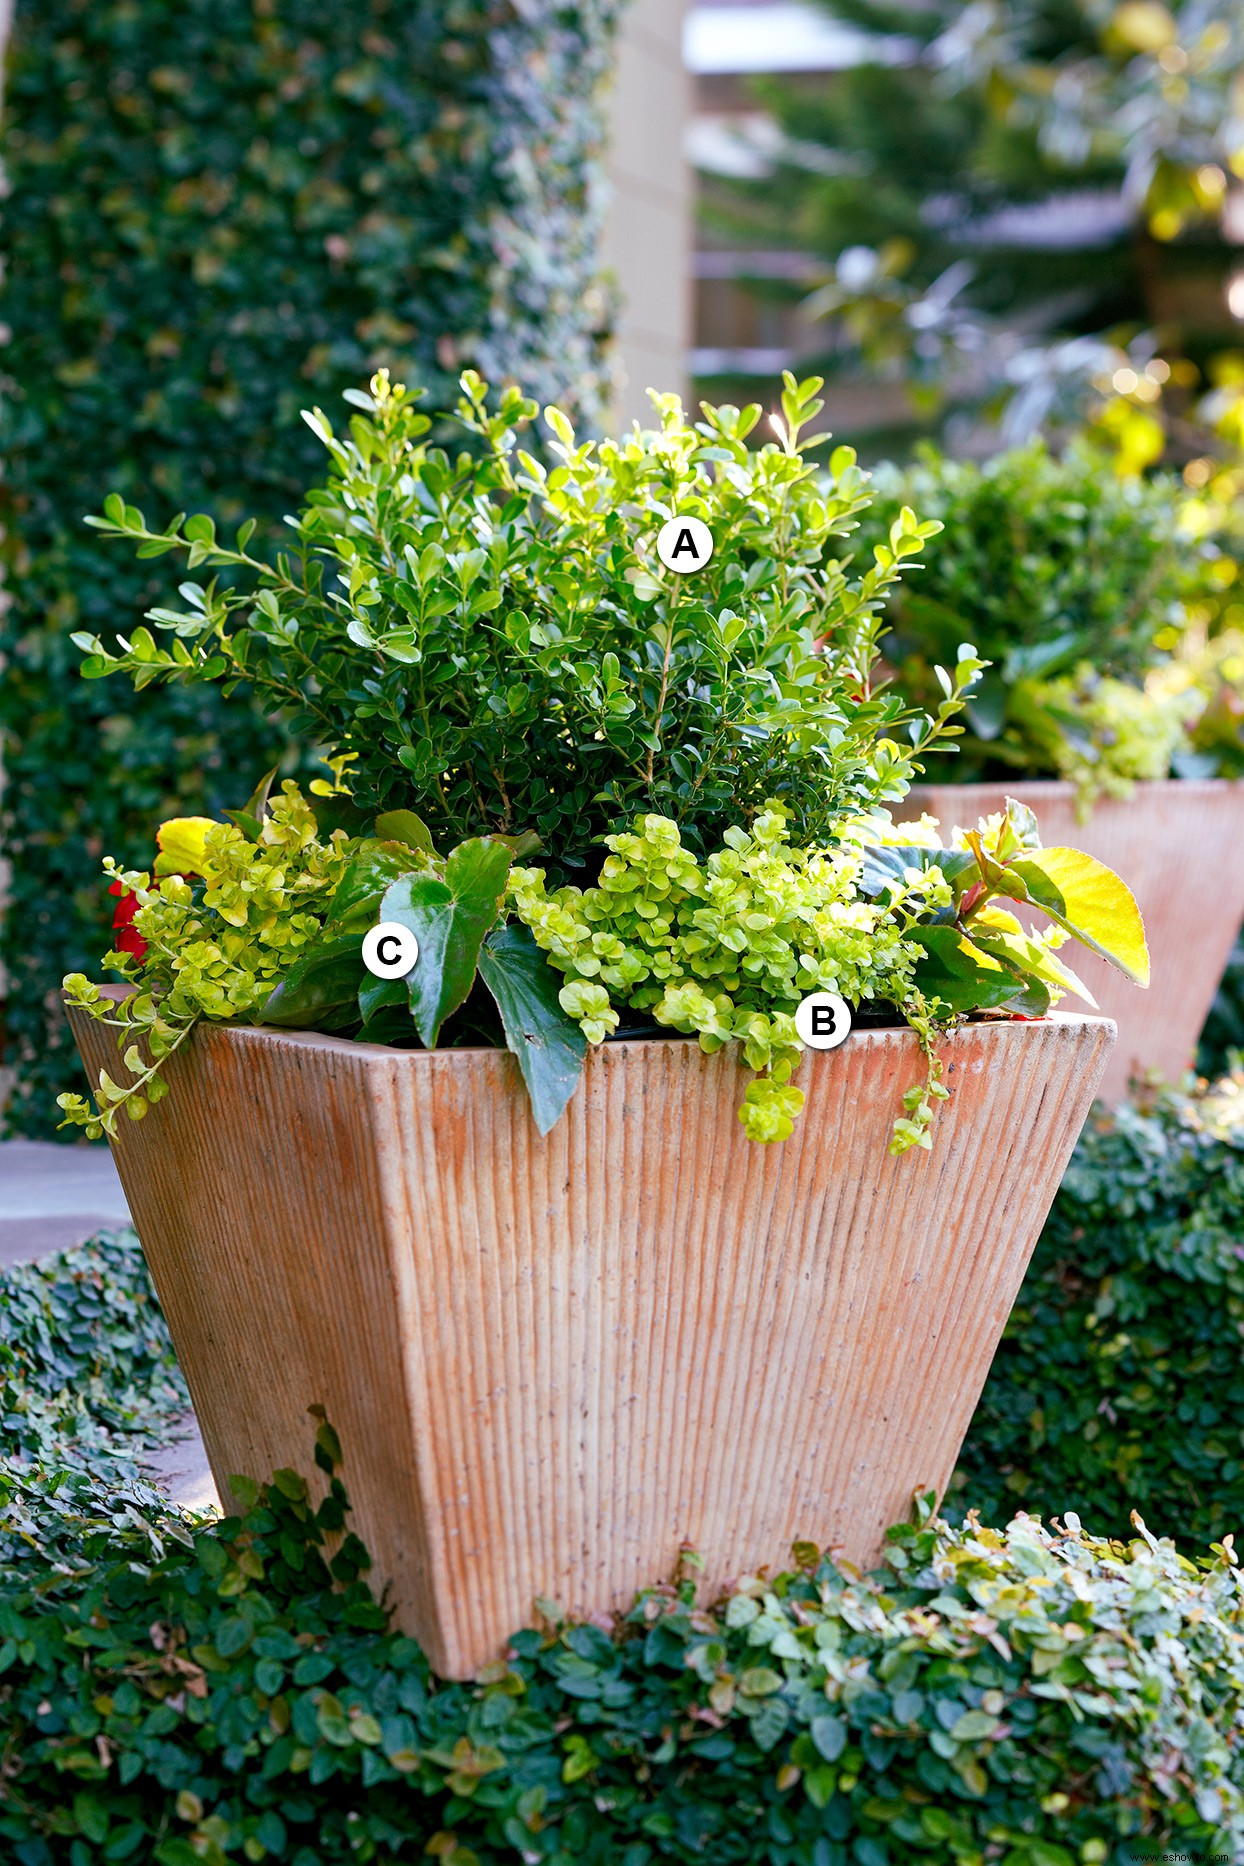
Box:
[0,1228,186,1476]
[1198,939,1244,1078]
[3,1441,1242,1864]
[0,0,618,1135]
[956,1076,1244,1546]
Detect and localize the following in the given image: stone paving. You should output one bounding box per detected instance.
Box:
[0,1138,219,1510]
[0,1137,131,1265]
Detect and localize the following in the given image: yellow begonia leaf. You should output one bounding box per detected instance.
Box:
[154,815,217,877]
[970,901,1099,1004]
[969,911,1099,1009]
[1006,847,1150,987]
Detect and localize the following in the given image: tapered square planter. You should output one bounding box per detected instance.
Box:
[908,779,1244,1102]
[68,1005,1112,1679]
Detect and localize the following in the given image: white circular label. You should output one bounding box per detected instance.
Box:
[362,921,420,980]
[656,515,714,574]
[794,992,852,1051]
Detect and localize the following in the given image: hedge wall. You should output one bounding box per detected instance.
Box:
[7,1184,1244,1858]
[956,1075,1244,1546]
[1198,939,1244,1078]
[0,0,620,1135]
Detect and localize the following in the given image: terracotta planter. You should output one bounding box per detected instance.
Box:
[68,1006,1112,1679]
[907,779,1244,1103]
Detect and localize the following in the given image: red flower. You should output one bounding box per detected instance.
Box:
[108,878,148,961]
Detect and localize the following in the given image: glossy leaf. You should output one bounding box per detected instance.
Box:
[373,810,435,854]
[358,973,408,1027]
[967,906,1098,1008]
[908,925,1037,1015]
[857,843,976,901]
[257,935,365,1028]
[322,841,424,936]
[477,923,587,1134]
[381,838,513,1047]
[1006,846,1150,986]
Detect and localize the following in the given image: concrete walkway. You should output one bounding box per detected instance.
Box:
[0,1138,131,1264]
[0,1138,219,1510]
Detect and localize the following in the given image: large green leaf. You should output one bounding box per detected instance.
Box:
[381,838,513,1047]
[1005,847,1150,986]
[257,934,365,1028]
[256,839,423,1028]
[908,925,1047,1016]
[354,973,414,1046]
[857,843,976,901]
[477,923,587,1134]
[373,810,435,854]
[323,840,424,935]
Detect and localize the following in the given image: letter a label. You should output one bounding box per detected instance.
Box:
[656,515,714,574]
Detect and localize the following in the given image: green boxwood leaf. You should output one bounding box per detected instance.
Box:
[809,1714,847,1762]
[949,1707,996,1741]
[738,1666,782,1697]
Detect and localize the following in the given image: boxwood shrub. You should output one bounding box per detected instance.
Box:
[849,442,1243,805]
[0,0,619,1135]
[957,1073,1244,1548]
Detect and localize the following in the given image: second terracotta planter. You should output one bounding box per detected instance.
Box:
[907,778,1244,1103]
[69,1004,1111,1679]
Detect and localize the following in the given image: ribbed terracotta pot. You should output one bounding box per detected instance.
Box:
[907,778,1244,1103]
[68,1006,1112,1679]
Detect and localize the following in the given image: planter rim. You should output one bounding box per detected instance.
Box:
[77,1004,1112,1068]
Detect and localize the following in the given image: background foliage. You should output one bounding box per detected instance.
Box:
[0,0,620,1136]
[852,439,1244,792]
[701,0,1244,457]
[860,442,1194,767]
[957,1074,1244,1547]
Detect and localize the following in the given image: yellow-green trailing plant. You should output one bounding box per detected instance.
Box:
[61,784,1149,1155]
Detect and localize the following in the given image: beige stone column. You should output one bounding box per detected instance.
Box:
[601,0,692,427]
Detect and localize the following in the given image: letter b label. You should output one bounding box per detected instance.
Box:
[794,992,852,1051]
